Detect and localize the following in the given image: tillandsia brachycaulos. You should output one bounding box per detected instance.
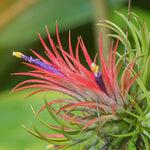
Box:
[12,2,150,150]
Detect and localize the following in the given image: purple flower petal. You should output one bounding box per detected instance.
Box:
[13,52,64,76]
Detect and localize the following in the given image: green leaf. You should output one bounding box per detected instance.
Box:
[21,122,42,140]
[134,70,150,105]
[142,55,150,88]
[98,21,132,58]
[30,104,62,132]
[79,133,99,150]
[123,117,136,126]
[114,11,141,58]
[141,133,149,150]
[131,12,148,51]
[120,108,145,121]
[110,7,150,32]
[126,92,144,116]
[127,134,138,145]
[61,129,94,142]
[141,128,150,139]
[44,97,80,130]
[109,129,139,138]
[31,122,72,146]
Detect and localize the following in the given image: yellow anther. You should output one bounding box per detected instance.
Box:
[91,63,99,74]
[46,144,54,149]
[13,52,25,58]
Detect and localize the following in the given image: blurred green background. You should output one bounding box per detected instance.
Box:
[0,0,150,149]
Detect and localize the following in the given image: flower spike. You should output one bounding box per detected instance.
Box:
[13,52,64,76]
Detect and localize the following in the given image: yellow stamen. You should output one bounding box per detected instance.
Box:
[91,63,99,74]
[13,52,25,58]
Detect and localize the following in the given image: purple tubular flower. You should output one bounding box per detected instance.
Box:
[94,70,107,93]
[46,144,58,149]
[53,145,58,148]
[91,63,107,93]
[13,52,64,76]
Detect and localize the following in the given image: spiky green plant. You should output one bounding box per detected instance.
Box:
[97,11,150,149]
[12,12,150,150]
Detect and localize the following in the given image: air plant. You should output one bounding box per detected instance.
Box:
[12,7,150,150]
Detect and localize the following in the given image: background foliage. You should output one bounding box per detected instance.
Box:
[0,0,150,149]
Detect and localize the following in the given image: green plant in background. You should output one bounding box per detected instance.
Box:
[12,5,150,149]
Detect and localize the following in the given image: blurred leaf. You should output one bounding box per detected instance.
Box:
[0,0,41,30]
[0,0,17,13]
[0,0,93,49]
[0,0,134,50]
[108,0,128,6]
